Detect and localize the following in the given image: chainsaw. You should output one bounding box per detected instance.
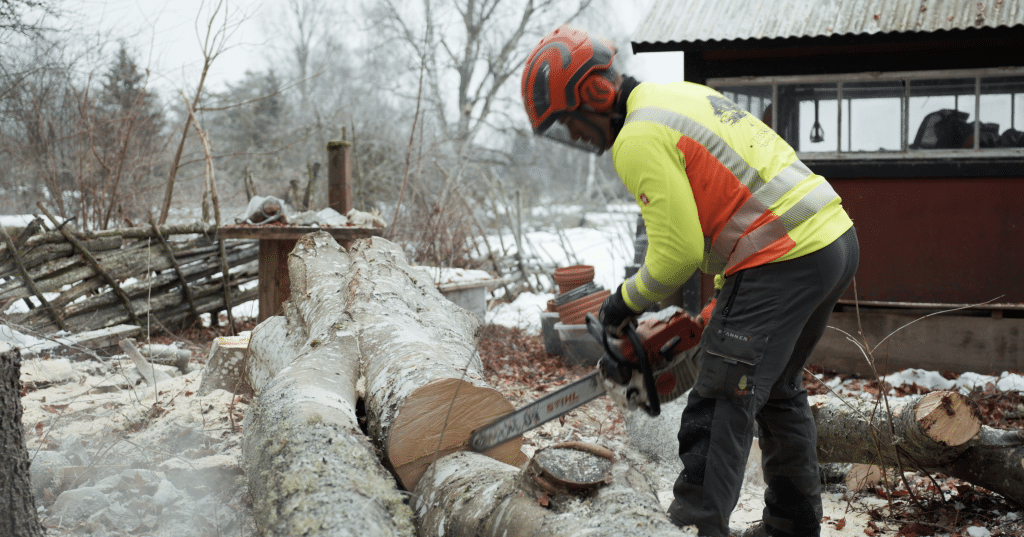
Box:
[469,308,703,452]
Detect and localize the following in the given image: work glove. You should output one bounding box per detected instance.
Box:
[599,284,638,338]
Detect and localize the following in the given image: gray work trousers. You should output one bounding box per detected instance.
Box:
[667,226,859,537]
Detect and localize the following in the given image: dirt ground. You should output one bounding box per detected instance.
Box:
[17,318,1024,536]
[476,324,1024,537]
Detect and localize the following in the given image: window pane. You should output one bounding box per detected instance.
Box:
[716,85,773,125]
[777,83,838,153]
[979,75,1024,148]
[843,81,903,152]
[908,78,976,150]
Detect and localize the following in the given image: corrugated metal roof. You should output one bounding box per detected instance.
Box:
[632,0,1024,50]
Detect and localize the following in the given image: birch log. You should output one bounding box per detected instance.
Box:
[346,237,524,491]
[243,232,415,536]
[813,390,1024,504]
[413,447,695,537]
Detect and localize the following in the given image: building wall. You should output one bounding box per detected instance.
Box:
[832,177,1023,305]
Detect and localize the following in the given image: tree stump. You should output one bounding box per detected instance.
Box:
[1,344,45,537]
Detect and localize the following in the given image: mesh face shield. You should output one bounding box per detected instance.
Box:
[536,111,607,155]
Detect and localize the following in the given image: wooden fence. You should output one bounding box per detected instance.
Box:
[0,219,258,336]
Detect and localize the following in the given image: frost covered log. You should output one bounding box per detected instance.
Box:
[347,237,524,490]
[413,444,694,537]
[243,232,415,536]
[813,390,1024,505]
[244,233,692,536]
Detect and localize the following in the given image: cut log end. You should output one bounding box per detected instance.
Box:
[388,378,523,490]
[915,391,982,447]
[529,442,614,492]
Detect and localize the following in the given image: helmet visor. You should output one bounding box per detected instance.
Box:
[535,111,607,155]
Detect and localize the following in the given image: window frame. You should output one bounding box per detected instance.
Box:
[707,66,1024,162]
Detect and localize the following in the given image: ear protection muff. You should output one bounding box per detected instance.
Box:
[581,71,616,113]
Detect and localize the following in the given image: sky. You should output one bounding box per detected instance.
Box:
[62,0,683,96]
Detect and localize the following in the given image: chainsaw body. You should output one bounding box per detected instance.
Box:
[469,307,702,452]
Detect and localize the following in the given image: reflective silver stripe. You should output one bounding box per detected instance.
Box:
[638,264,677,296]
[712,195,769,262]
[622,272,657,311]
[625,108,764,191]
[707,162,810,273]
[778,180,838,232]
[724,218,789,273]
[622,265,675,310]
[625,107,838,274]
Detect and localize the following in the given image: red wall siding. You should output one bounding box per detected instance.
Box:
[832,177,1024,305]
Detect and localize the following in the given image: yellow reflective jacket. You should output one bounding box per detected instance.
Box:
[613,82,854,312]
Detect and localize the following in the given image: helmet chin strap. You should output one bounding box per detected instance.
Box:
[610,75,639,138]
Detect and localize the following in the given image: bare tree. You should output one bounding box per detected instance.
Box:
[369,0,594,152]
[0,0,58,37]
[158,0,250,224]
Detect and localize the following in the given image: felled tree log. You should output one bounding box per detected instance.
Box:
[243,232,415,537]
[346,237,523,491]
[413,444,694,537]
[813,390,1024,505]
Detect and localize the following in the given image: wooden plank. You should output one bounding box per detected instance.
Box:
[19,324,141,358]
[216,225,381,242]
[811,311,1024,376]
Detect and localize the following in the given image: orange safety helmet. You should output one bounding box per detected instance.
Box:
[521,25,618,154]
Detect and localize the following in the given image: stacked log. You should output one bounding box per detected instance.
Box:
[241,231,1024,537]
[243,232,415,536]
[244,232,699,536]
[0,223,258,335]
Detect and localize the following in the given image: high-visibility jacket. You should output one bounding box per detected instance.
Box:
[613,82,854,312]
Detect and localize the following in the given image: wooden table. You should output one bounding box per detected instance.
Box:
[218,225,384,321]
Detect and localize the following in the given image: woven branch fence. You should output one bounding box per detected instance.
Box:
[0,219,258,336]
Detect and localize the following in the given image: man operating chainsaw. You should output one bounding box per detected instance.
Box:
[520,25,859,537]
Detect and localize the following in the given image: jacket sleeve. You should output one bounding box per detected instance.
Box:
[612,128,705,312]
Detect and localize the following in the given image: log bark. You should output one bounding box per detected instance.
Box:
[813,390,1024,505]
[413,446,694,537]
[0,222,217,251]
[0,345,45,537]
[346,237,524,491]
[0,237,122,283]
[243,232,415,537]
[242,233,711,535]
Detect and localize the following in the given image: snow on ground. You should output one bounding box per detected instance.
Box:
[480,206,1024,536]
[8,205,1024,535]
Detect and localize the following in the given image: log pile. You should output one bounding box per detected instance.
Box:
[0,220,258,335]
[240,231,1024,535]
[244,232,694,536]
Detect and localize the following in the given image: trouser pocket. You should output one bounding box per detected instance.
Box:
[696,323,765,402]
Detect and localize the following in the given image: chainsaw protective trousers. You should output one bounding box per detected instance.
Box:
[667,226,859,537]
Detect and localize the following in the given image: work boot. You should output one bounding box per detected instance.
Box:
[731,522,770,537]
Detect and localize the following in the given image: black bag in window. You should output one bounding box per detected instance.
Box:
[911,109,973,149]
[999,128,1024,148]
